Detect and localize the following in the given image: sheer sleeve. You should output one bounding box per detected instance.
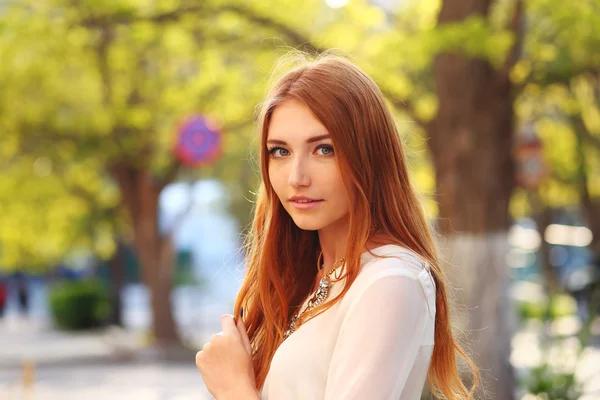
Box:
[324,270,429,400]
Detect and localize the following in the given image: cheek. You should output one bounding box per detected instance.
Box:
[268,165,285,199]
[323,169,348,203]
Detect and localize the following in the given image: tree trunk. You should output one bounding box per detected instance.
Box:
[439,234,516,400]
[529,200,560,296]
[108,239,126,326]
[112,163,180,346]
[574,117,600,255]
[428,1,517,398]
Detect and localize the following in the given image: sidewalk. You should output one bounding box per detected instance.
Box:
[0,361,213,400]
[0,316,213,399]
[0,312,222,370]
[0,316,145,369]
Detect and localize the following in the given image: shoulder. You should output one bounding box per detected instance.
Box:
[358,244,432,281]
[344,245,436,317]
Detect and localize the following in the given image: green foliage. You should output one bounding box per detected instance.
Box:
[516,293,577,320]
[516,289,599,399]
[48,279,111,330]
[512,0,600,218]
[0,0,409,268]
[522,0,600,84]
[522,364,581,400]
[0,156,121,271]
[2,0,600,269]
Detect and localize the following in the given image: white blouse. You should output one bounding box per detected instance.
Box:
[260,244,437,400]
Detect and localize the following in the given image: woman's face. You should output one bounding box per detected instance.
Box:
[266,99,350,232]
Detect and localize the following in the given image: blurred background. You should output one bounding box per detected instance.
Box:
[0,0,598,399]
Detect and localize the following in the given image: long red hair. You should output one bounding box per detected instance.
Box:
[234,51,479,399]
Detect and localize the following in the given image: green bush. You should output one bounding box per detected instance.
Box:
[521,364,581,400]
[517,294,577,321]
[48,279,111,330]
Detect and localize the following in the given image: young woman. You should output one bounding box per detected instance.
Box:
[196,52,479,399]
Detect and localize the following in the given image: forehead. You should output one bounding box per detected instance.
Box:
[267,99,329,141]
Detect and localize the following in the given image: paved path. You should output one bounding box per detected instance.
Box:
[0,315,216,399]
[0,361,213,400]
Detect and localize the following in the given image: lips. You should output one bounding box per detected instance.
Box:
[289,196,324,210]
[289,196,322,202]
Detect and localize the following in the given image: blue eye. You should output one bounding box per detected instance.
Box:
[268,146,289,158]
[316,145,334,156]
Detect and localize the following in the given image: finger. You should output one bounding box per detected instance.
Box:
[221,314,240,339]
[195,350,204,367]
[236,317,252,355]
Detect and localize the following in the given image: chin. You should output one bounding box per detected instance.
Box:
[291,218,324,231]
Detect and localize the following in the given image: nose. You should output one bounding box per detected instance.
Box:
[288,158,311,188]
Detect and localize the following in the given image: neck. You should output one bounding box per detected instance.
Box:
[317,221,399,278]
[317,218,349,276]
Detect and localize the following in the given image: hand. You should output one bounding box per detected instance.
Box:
[196,314,257,399]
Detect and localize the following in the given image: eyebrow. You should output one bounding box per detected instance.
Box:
[266,134,331,145]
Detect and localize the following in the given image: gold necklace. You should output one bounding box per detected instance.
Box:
[283,252,346,340]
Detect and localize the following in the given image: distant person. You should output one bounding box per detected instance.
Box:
[0,278,7,318]
[16,272,29,316]
[195,53,480,399]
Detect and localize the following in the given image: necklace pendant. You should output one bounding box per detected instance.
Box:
[284,253,346,342]
[284,315,299,339]
[310,284,329,308]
